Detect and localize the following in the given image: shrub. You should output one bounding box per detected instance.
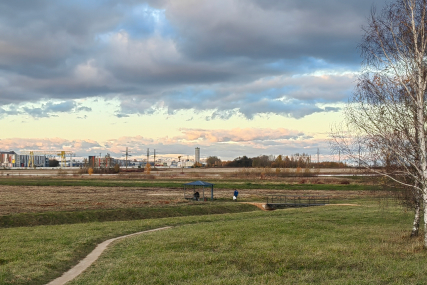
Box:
[114,164,120,173]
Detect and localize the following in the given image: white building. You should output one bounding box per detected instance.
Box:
[195,147,200,164]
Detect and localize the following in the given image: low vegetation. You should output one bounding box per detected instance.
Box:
[0,203,258,228]
[1,203,424,285]
[0,177,380,191]
[0,169,415,284]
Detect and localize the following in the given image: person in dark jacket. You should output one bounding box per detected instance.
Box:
[233,189,238,201]
[194,191,200,201]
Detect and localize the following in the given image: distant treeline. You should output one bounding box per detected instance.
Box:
[205,154,347,168]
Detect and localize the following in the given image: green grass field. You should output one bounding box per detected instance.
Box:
[0,203,258,228]
[0,177,381,191]
[1,202,425,285]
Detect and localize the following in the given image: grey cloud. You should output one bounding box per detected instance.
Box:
[17,100,92,118]
[76,106,92,112]
[0,0,384,118]
[0,105,21,118]
[116,113,130,118]
[44,101,76,113]
[206,110,236,121]
[119,72,352,119]
[22,107,49,118]
[238,100,324,119]
[166,0,388,63]
[324,106,341,112]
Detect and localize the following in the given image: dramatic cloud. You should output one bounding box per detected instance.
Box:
[0,0,384,118]
[0,1,389,160]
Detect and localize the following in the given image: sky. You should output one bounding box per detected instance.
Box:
[0,0,388,161]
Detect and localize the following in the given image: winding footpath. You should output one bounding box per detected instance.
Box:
[46,226,172,285]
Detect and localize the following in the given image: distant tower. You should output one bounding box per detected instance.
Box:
[195,147,200,164]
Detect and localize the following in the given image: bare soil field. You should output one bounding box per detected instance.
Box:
[0,185,381,216]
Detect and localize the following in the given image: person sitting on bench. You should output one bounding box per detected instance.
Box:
[193,191,200,201]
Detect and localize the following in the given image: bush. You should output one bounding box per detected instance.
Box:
[114,164,120,173]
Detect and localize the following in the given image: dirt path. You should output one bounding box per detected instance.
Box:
[46,227,172,285]
[239,202,274,211]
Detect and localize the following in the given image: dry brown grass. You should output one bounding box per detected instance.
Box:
[0,184,382,216]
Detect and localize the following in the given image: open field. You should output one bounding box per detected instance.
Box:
[1,204,424,285]
[0,177,378,192]
[0,167,364,176]
[0,169,410,284]
[0,184,382,216]
[0,170,387,226]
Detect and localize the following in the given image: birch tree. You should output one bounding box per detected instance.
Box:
[332,0,427,245]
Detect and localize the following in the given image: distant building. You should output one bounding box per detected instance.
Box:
[0,151,17,168]
[0,151,48,168]
[195,147,200,164]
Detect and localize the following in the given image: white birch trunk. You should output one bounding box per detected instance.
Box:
[424,193,427,247]
[411,202,421,237]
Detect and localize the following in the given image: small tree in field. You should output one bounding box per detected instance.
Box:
[114,164,120,173]
[332,0,427,246]
[193,162,202,168]
[145,163,151,174]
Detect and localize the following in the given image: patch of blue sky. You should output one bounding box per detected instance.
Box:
[239,99,322,119]
[277,96,336,106]
[167,88,217,105]
[266,57,356,75]
[244,86,297,102]
[59,0,103,9]
[118,4,174,38]
[95,3,174,43]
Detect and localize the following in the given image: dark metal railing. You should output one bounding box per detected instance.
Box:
[266,195,329,207]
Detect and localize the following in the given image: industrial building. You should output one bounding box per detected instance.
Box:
[0,151,17,168]
[0,149,201,169]
[0,151,48,168]
[19,155,48,167]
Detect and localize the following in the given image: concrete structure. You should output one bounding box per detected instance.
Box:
[195,147,200,164]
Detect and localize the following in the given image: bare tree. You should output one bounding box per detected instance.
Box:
[332,0,427,245]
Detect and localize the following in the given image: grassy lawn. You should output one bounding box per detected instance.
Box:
[69,205,425,285]
[1,202,424,285]
[0,177,380,191]
[0,203,259,285]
